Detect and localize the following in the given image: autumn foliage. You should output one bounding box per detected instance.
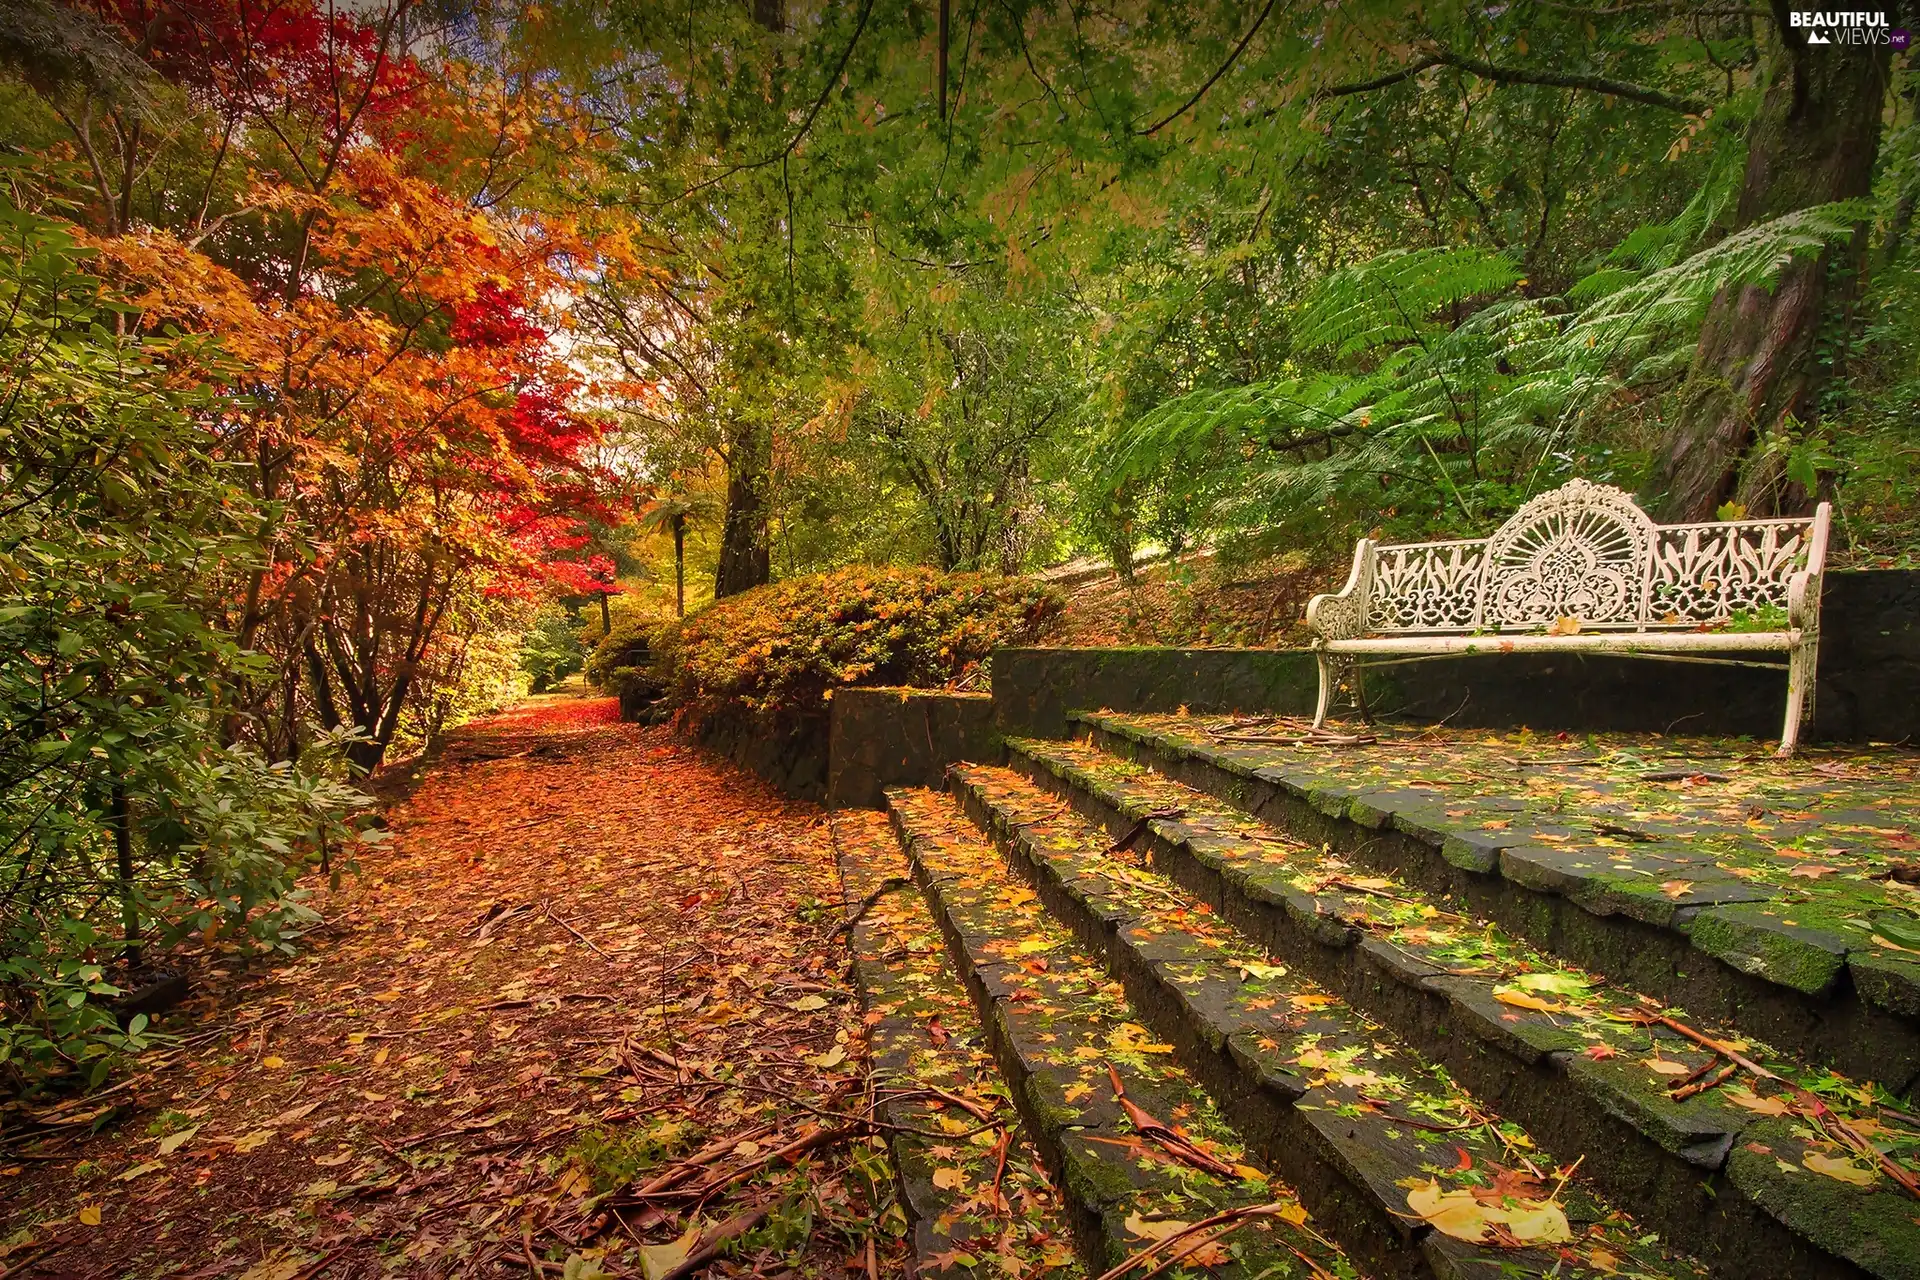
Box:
[0,0,632,1081]
[653,567,1062,740]
[28,0,625,768]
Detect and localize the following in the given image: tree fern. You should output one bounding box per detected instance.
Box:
[1293,246,1522,358]
[1101,203,1871,548]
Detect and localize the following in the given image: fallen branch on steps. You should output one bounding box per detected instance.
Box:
[1627,1006,1920,1201]
[830,877,911,939]
[1106,808,1186,858]
[1091,1200,1336,1280]
[1103,1063,1241,1180]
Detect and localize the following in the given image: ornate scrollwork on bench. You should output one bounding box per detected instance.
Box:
[1304,479,1831,756]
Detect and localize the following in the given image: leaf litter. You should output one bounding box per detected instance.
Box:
[0,697,913,1277]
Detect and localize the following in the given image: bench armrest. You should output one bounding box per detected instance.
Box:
[1788,501,1833,631]
[1306,539,1374,642]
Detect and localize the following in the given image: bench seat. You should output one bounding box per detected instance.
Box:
[1305,479,1830,755]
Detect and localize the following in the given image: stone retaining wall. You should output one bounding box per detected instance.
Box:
[994,569,1920,744]
[825,688,996,809]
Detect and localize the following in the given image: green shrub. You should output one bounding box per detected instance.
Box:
[520,604,587,693]
[585,602,666,689]
[654,567,1062,740]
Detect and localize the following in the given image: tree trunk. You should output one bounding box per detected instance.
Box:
[1652,16,1890,520]
[672,514,686,617]
[715,422,773,598]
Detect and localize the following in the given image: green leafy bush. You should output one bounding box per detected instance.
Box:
[654,568,1061,739]
[585,599,667,689]
[0,194,377,1092]
[520,604,587,693]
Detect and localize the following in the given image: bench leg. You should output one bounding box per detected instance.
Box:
[1778,634,1818,758]
[1315,654,1366,728]
[1314,652,1335,729]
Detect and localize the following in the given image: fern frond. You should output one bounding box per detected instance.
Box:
[1294,246,1522,358]
[1554,202,1868,374]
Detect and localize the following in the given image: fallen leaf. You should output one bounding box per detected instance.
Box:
[806,1046,846,1069]
[273,1101,320,1125]
[786,994,828,1011]
[1108,1023,1174,1053]
[236,1256,306,1280]
[931,1166,967,1191]
[1121,1214,1226,1265]
[1492,989,1563,1014]
[638,1225,700,1280]
[1660,880,1694,898]
[77,1203,101,1226]
[1804,1153,1877,1186]
[229,1129,274,1153]
[260,1055,286,1069]
[156,1126,200,1155]
[1644,1058,1691,1076]
[1723,1087,1790,1116]
[1512,972,1589,997]
[1124,1213,1191,1242]
[1582,1044,1618,1061]
[1407,1180,1497,1242]
[117,1161,163,1182]
[1503,1200,1572,1244]
[1788,865,1836,879]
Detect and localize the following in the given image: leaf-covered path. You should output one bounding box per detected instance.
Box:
[0,698,898,1279]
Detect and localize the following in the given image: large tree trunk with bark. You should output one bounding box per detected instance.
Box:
[714,420,772,598]
[1653,14,1890,520]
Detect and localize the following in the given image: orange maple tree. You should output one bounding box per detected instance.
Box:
[38,0,633,767]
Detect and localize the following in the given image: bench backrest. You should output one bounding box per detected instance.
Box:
[1356,479,1829,635]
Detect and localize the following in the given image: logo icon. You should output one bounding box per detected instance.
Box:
[1894,27,1912,48]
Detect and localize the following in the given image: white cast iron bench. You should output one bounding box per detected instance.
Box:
[1304,479,1831,755]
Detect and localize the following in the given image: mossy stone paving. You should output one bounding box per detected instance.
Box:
[884,789,1360,1280]
[829,811,1079,1277]
[934,769,1715,1280]
[978,748,1920,1280]
[1077,711,1920,1080]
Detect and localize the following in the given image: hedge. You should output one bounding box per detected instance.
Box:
[653,567,1061,740]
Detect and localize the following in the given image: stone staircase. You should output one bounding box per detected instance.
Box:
[831,714,1920,1280]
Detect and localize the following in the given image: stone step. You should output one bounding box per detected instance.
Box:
[876,791,1359,1280]
[998,737,1920,1280]
[890,786,1703,1280]
[829,811,1080,1276]
[1071,710,1920,1091]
